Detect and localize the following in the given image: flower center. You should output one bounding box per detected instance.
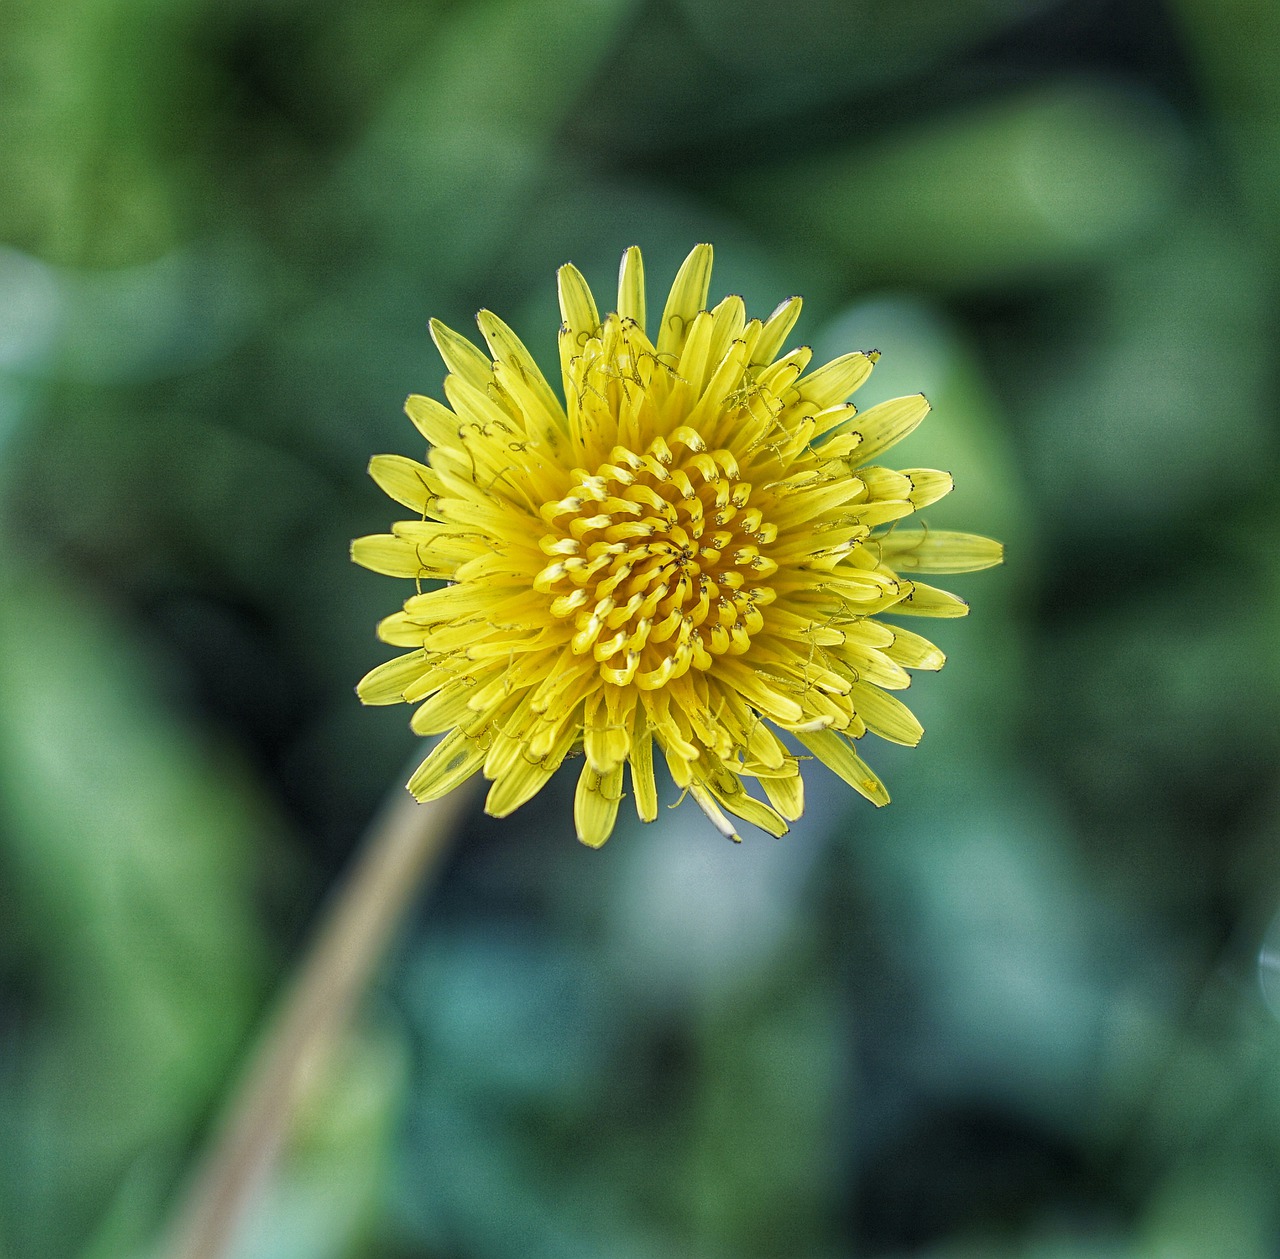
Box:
[534,433,779,689]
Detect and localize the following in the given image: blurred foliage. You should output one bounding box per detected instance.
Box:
[1,0,1280,1256]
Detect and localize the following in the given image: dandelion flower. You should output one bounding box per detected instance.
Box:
[354,245,1002,846]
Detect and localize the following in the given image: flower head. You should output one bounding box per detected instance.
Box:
[354,245,1001,846]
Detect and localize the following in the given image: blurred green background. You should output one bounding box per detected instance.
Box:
[3,0,1280,1255]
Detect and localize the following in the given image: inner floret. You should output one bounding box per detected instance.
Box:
[534,432,779,690]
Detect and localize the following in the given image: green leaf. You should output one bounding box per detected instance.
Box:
[0,564,276,1257]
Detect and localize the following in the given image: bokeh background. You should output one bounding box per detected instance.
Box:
[3,0,1280,1255]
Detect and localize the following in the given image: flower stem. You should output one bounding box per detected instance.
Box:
[159,783,470,1259]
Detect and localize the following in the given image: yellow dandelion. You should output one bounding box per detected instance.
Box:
[354,245,1002,847]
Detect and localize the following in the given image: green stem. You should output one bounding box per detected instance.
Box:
[158,784,470,1259]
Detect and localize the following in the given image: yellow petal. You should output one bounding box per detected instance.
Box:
[858,465,912,502]
[407,728,486,801]
[402,582,525,623]
[557,262,600,342]
[429,318,493,390]
[411,679,492,735]
[698,770,788,837]
[875,529,1004,574]
[629,708,658,822]
[810,405,859,442]
[752,345,811,400]
[616,245,646,331]
[657,243,713,356]
[849,682,924,747]
[704,294,747,373]
[351,534,448,579]
[688,785,741,842]
[441,372,517,436]
[796,729,890,806]
[845,394,930,464]
[357,650,429,706]
[752,295,802,366]
[583,689,629,773]
[476,309,565,431]
[404,394,460,448]
[794,351,877,410]
[764,477,864,530]
[675,309,716,395]
[714,657,805,725]
[831,640,912,690]
[376,611,429,647]
[390,520,486,564]
[485,718,579,818]
[367,454,441,513]
[881,625,946,670]
[574,761,624,848]
[684,331,752,432]
[401,657,469,704]
[890,580,970,618]
[761,769,804,821]
[903,469,955,510]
